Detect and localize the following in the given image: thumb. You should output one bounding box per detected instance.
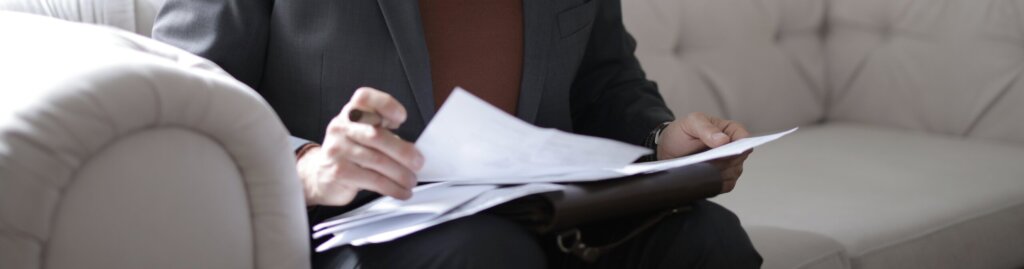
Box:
[685,113,730,148]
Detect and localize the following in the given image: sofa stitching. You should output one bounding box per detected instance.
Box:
[0,195,47,243]
[694,67,731,119]
[828,38,877,108]
[962,65,1024,137]
[36,76,164,268]
[38,125,250,268]
[2,130,72,190]
[888,49,935,133]
[1012,0,1024,39]
[960,0,1024,137]
[33,106,89,166]
[822,0,835,115]
[779,44,826,110]
[0,222,45,244]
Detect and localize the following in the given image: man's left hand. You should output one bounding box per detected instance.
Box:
[657,112,752,193]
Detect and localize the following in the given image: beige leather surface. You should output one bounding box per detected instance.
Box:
[622,0,827,134]
[827,0,1024,144]
[0,0,166,36]
[623,0,1024,144]
[47,129,254,268]
[624,0,1024,267]
[0,12,309,269]
[714,123,1024,269]
[0,0,137,33]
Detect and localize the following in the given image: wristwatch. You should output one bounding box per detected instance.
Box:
[641,122,672,162]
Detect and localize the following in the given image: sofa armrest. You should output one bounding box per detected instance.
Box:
[0,12,309,269]
[0,0,167,36]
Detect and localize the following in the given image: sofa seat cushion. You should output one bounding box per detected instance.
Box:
[714,123,1024,268]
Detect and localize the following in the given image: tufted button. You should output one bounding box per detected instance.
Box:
[673,42,684,57]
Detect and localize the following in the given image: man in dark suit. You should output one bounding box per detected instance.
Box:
[154,0,762,268]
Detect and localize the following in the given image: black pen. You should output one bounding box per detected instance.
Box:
[348,109,386,128]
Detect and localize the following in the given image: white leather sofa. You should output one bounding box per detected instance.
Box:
[0,11,309,269]
[622,0,1024,268]
[4,0,1023,268]
[0,0,163,36]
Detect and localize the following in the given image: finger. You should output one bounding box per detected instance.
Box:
[342,123,424,171]
[683,113,731,148]
[722,179,737,193]
[728,166,744,180]
[719,120,751,140]
[323,131,417,189]
[710,157,743,178]
[342,142,417,190]
[346,87,407,129]
[660,123,709,158]
[348,109,384,127]
[739,150,752,161]
[728,150,753,166]
[331,161,413,200]
[722,166,742,192]
[708,158,730,172]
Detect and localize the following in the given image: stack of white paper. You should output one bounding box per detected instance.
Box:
[313,88,797,252]
[313,182,565,251]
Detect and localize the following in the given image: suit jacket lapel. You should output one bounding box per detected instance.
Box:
[377,0,435,123]
[516,0,553,124]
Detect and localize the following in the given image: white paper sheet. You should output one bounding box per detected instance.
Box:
[314,183,565,251]
[415,88,652,181]
[618,127,799,175]
[312,182,455,231]
[446,127,799,185]
[315,213,441,252]
[312,88,800,251]
[312,184,496,238]
[350,183,565,246]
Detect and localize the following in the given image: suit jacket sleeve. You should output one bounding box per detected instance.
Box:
[570,0,675,146]
[152,0,315,152]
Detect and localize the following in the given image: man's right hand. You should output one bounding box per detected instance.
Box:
[297,87,425,206]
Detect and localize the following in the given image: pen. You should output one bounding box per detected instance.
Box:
[348,109,386,128]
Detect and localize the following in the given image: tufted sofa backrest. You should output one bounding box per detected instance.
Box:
[827,0,1024,144]
[625,0,1024,144]
[7,0,1022,143]
[623,0,828,134]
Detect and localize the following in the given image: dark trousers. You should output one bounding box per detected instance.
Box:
[310,200,762,269]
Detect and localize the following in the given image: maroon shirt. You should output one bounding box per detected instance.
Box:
[420,0,524,114]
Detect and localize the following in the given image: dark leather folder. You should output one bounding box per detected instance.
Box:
[490,163,723,234]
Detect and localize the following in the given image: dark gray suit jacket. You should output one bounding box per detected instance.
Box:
[153,0,674,150]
